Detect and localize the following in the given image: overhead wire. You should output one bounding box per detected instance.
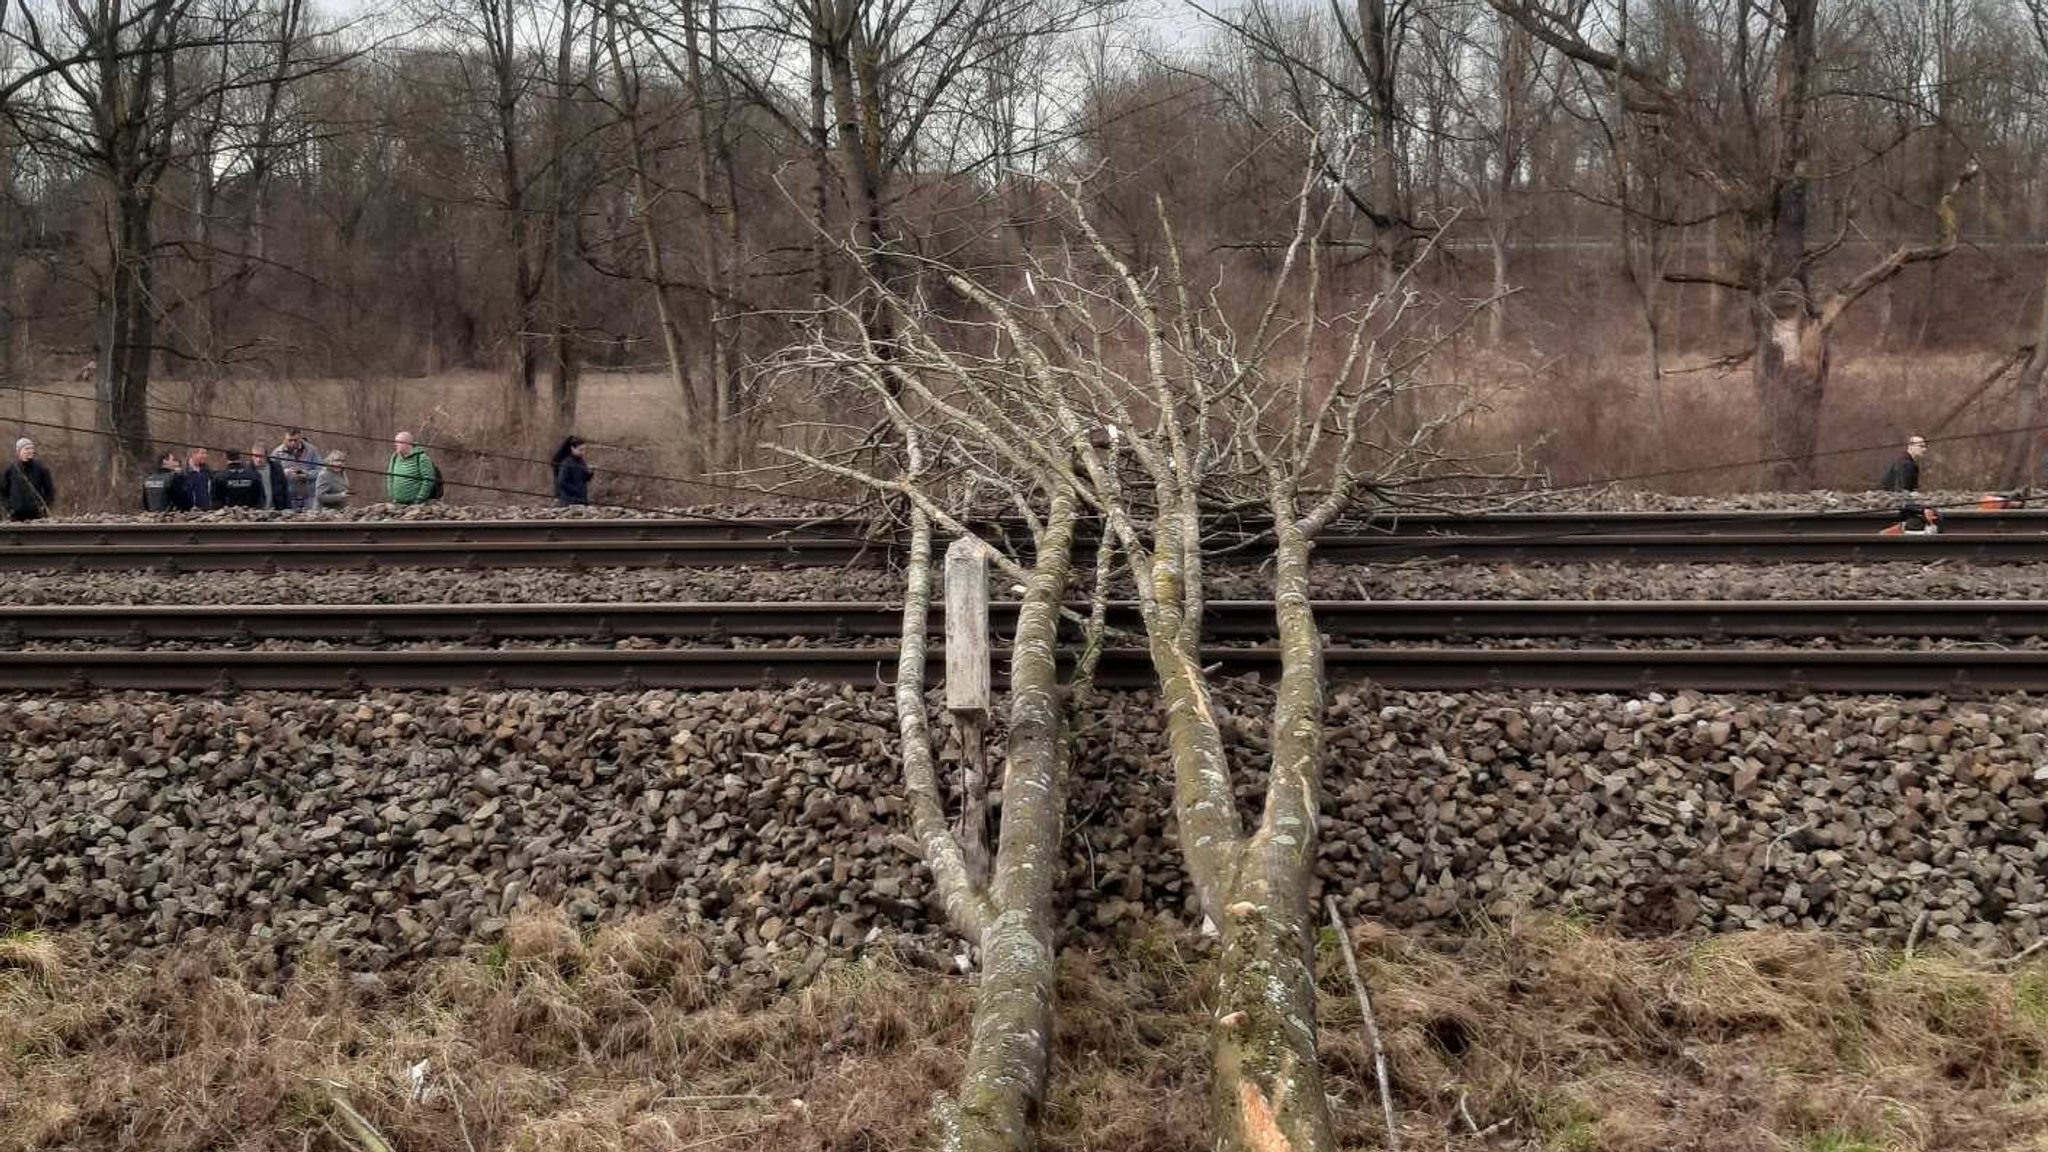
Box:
[0,381,865,513]
[3,381,2037,556]
[0,412,873,522]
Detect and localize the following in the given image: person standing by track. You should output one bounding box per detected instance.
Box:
[143,450,191,512]
[250,444,290,510]
[214,451,268,508]
[185,448,218,511]
[1,437,54,520]
[315,450,352,509]
[386,431,439,505]
[552,436,591,506]
[1880,435,1927,491]
[273,428,322,511]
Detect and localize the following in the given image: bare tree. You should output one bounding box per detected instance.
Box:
[2006,0,2048,485]
[775,152,1485,1149]
[1,0,333,479]
[1483,0,1976,487]
[770,287,1121,1149]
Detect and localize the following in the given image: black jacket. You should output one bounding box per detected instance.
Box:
[270,458,290,509]
[555,456,592,506]
[142,467,191,513]
[185,465,217,510]
[214,463,267,508]
[1879,455,1921,492]
[1,459,54,519]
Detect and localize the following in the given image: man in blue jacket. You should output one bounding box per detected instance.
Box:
[184,448,217,511]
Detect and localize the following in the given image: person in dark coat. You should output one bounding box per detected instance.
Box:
[1,437,55,520]
[213,451,267,508]
[143,450,192,512]
[552,435,592,506]
[185,448,218,511]
[250,445,290,510]
[1880,435,1927,492]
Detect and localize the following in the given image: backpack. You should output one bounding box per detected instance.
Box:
[427,465,444,501]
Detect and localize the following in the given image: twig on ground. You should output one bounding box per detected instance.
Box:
[1327,898,1401,1152]
[1997,938,2047,967]
[326,1096,396,1152]
[1455,1088,1511,1142]
[1906,909,1930,959]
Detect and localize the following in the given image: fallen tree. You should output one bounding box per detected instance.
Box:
[772,146,1489,1149]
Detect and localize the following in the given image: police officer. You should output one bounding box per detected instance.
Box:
[214,450,268,508]
[143,450,192,512]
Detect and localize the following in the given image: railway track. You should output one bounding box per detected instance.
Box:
[3,530,2048,570]
[4,599,2046,643]
[1,646,2038,693]
[0,599,2043,692]
[9,507,2048,548]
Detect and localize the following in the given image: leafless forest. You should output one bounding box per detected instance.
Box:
[2,0,2048,498]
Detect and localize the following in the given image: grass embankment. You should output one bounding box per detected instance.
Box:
[2,912,2044,1151]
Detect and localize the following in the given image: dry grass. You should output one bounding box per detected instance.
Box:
[1455,340,2036,494]
[2,910,2043,1151]
[0,368,848,511]
[9,333,2041,512]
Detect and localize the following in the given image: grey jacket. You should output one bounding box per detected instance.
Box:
[274,440,324,508]
[314,465,350,509]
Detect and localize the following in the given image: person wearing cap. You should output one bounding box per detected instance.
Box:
[386,430,439,505]
[1,437,54,520]
[1880,435,1927,492]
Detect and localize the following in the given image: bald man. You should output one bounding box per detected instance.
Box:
[386,430,441,505]
[1880,435,1927,492]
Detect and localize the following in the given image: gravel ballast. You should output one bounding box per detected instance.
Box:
[6,560,2048,607]
[4,684,2041,978]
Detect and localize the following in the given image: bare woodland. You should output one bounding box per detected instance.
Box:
[0,0,2040,487]
[1,0,2045,1148]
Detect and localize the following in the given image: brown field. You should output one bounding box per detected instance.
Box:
[2,911,2044,1151]
[4,342,2038,513]
[0,369,826,512]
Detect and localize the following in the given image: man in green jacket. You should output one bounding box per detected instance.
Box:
[387,431,440,505]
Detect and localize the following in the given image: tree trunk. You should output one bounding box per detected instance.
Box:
[944,498,1076,1152]
[685,0,736,468]
[1208,514,1334,1152]
[1756,0,1819,488]
[2006,265,2048,487]
[1486,218,1509,347]
[1754,295,1828,490]
[102,189,156,485]
[808,8,834,304]
[898,500,1078,1152]
[1142,496,1336,1152]
[602,10,701,470]
[493,0,540,417]
[546,0,582,431]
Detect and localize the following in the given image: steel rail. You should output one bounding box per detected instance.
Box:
[0,518,870,547]
[0,538,877,571]
[0,646,2040,693]
[8,507,2048,549]
[4,531,2048,570]
[4,599,2047,644]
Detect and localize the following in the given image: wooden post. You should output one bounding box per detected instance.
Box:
[944,536,993,885]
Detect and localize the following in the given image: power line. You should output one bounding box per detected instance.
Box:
[6,382,2034,550]
[1,383,866,514]
[0,381,859,508]
[2,413,870,521]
